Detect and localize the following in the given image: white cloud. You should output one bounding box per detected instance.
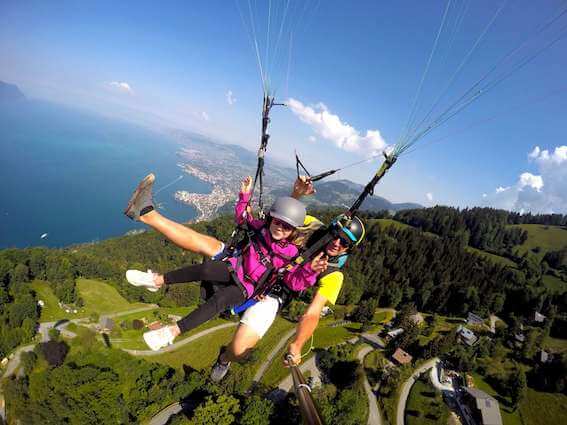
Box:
[108,81,133,94]
[308,136,317,143]
[226,90,236,105]
[482,144,567,213]
[426,192,433,202]
[518,172,543,192]
[287,98,388,154]
[201,111,210,121]
[482,193,487,198]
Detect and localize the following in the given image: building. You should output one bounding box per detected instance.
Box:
[457,325,478,346]
[99,317,115,331]
[320,306,333,317]
[392,348,413,365]
[467,312,484,326]
[386,328,404,342]
[463,388,503,425]
[532,311,546,323]
[514,333,525,348]
[409,313,424,326]
[538,349,552,364]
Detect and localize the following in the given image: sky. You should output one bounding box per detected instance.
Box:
[1,0,566,212]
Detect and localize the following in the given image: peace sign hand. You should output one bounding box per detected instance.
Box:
[310,252,328,274]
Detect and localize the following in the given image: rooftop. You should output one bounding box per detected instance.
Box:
[465,388,503,425]
[392,348,413,365]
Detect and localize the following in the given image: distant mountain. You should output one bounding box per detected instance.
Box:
[271,179,422,212]
[0,81,25,102]
[170,129,421,216]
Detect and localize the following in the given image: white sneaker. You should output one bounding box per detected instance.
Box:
[126,269,159,292]
[143,326,176,351]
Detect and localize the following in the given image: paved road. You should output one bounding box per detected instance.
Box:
[361,333,386,349]
[396,358,438,425]
[124,322,238,356]
[357,344,383,425]
[253,329,296,383]
[277,356,322,393]
[1,345,35,379]
[429,359,454,392]
[148,402,183,425]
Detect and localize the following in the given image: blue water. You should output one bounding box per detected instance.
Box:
[0,100,211,248]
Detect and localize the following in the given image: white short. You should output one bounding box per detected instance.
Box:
[240,295,279,338]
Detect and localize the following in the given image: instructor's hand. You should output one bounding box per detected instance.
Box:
[284,343,301,367]
[292,176,315,198]
[310,252,328,274]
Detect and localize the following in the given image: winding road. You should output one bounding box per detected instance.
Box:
[253,328,296,383]
[357,344,383,425]
[396,358,438,425]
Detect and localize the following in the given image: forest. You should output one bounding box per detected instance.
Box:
[1,206,566,359]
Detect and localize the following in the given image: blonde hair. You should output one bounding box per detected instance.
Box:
[292,217,325,247]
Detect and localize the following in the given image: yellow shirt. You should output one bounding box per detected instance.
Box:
[316,270,343,305]
[303,215,344,305]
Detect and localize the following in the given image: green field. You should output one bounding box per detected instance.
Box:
[144,325,237,370]
[32,280,71,321]
[33,278,151,321]
[376,219,413,230]
[140,316,296,384]
[519,389,567,425]
[542,274,567,295]
[363,349,386,370]
[510,224,567,258]
[261,319,363,387]
[77,278,150,314]
[471,373,521,425]
[405,374,449,425]
[543,336,567,353]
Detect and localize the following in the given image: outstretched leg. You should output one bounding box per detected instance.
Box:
[141,210,223,257]
[124,173,223,257]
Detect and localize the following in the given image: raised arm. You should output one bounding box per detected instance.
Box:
[235,176,263,228]
[291,176,315,199]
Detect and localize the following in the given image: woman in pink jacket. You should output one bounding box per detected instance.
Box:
[126,176,326,351]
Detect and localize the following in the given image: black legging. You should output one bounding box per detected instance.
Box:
[163,261,247,334]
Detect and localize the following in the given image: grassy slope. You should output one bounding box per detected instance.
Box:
[465,246,518,268]
[261,319,363,387]
[33,278,150,321]
[405,376,449,425]
[519,389,567,425]
[542,274,566,295]
[543,336,567,353]
[77,278,149,314]
[510,224,567,258]
[143,325,237,370]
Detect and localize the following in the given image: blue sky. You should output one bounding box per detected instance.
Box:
[1,0,566,211]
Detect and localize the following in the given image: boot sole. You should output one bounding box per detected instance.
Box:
[124,173,155,219]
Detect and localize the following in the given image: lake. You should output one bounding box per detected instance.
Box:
[0,100,210,248]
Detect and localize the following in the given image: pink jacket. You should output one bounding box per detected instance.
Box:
[226,191,318,297]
